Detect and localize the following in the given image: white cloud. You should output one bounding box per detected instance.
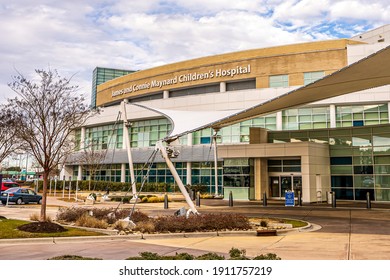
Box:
[0,0,387,104]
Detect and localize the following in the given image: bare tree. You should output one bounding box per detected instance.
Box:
[7,68,93,221]
[76,140,107,191]
[0,109,23,169]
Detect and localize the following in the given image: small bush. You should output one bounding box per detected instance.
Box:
[134,220,155,233]
[260,220,268,227]
[141,197,149,203]
[75,214,109,229]
[48,255,102,260]
[253,253,282,260]
[129,211,150,223]
[196,252,225,260]
[229,247,250,260]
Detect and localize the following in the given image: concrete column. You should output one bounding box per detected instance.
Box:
[276,111,283,130]
[330,104,336,128]
[220,82,226,93]
[163,90,170,99]
[77,165,82,181]
[80,127,86,150]
[186,162,192,187]
[187,132,193,146]
[121,163,126,183]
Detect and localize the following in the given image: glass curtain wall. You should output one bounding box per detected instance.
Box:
[268,124,390,201]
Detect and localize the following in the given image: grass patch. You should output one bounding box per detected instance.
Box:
[281,219,308,228]
[0,219,104,239]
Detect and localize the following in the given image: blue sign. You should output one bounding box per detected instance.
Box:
[285,191,295,207]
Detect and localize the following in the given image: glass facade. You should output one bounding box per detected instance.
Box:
[91,67,135,108]
[79,164,122,182]
[269,124,390,201]
[304,71,325,85]
[129,119,172,148]
[336,104,388,127]
[283,107,330,130]
[85,124,123,150]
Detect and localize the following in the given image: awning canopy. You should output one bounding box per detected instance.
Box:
[134,44,390,141]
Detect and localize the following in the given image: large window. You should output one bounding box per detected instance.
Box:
[223,158,253,188]
[282,107,330,130]
[269,74,289,88]
[336,104,388,128]
[81,164,122,182]
[304,71,324,85]
[130,119,172,148]
[85,124,123,150]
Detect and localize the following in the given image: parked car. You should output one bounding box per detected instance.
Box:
[0,182,21,194]
[0,187,42,205]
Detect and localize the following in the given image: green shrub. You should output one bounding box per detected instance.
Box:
[260,220,268,227]
[196,252,225,260]
[253,253,282,260]
[229,247,250,260]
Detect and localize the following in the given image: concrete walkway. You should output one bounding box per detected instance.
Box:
[1,196,390,260]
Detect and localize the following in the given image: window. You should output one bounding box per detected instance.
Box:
[304,71,325,85]
[336,104,388,128]
[269,75,288,88]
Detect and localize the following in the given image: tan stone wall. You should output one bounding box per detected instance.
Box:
[218,142,331,203]
[96,39,364,106]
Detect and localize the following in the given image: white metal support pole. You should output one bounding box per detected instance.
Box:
[121,100,137,196]
[212,129,220,196]
[68,176,72,200]
[54,176,57,197]
[156,141,198,215]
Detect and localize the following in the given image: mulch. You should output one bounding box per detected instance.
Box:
[17,222,68,233]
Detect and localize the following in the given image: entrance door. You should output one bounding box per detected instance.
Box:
[269,176,280,197]
[269,175,302,198]
[281,176,291,194]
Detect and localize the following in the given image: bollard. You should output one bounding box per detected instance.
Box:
[263,192,267,207]
[332,191,336,208]
[366,192,371,209]
[297,190,302,206]
[229,191,233,207]
[164,193,169,209]
[196,191,201,207]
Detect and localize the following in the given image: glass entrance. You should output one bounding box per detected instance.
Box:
[269,175,302,198]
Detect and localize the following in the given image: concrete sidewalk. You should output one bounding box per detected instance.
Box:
[1,196,390,259]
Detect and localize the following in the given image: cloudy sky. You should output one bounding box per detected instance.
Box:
[0,0,388,104]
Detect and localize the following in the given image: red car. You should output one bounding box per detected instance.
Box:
[1,181,21,193]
